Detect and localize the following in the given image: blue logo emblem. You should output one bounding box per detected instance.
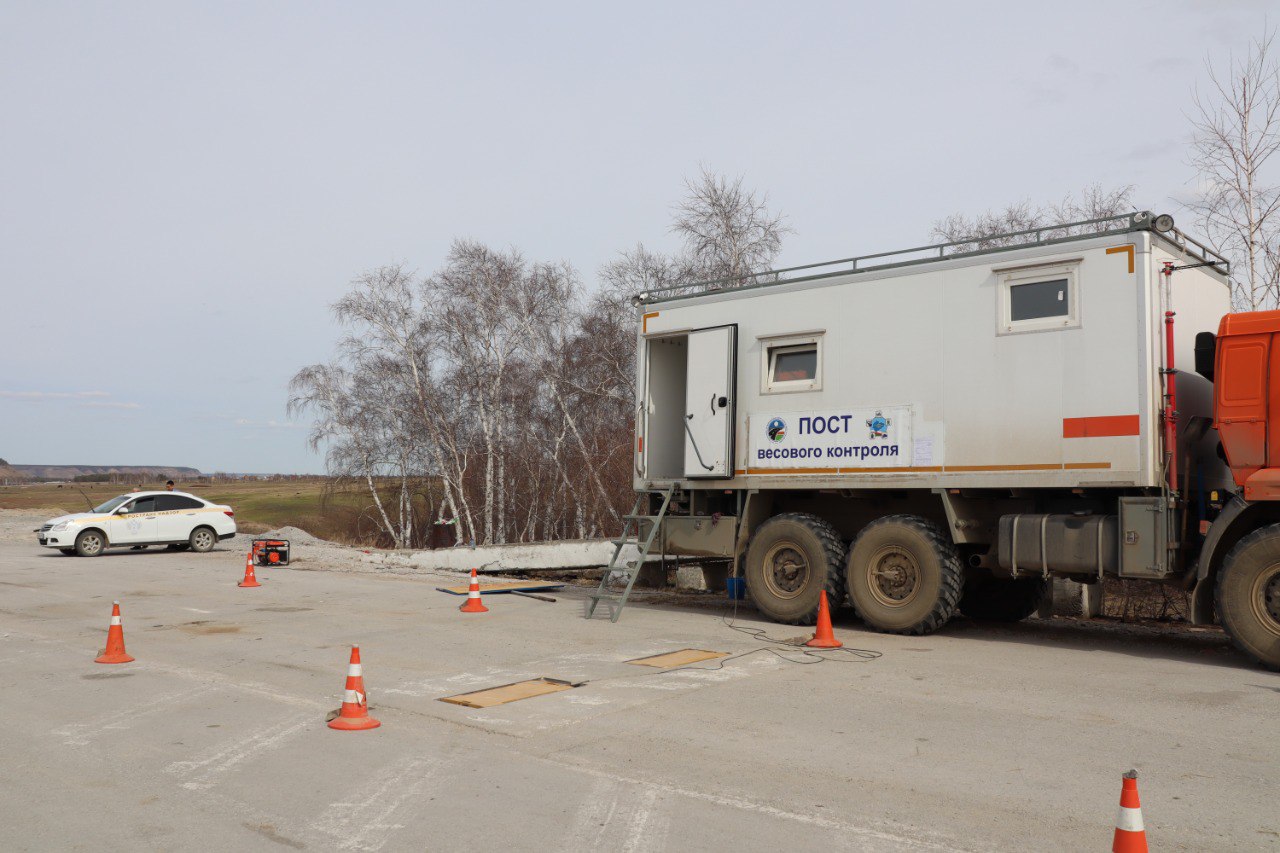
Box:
[866,410,891,439]
[766,417,787,443]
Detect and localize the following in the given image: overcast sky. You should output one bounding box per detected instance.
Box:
[0,0,1273,474]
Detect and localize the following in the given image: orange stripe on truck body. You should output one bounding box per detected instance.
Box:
[1062,415,1140,438]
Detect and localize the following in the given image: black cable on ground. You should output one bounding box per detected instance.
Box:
[573,594,881,687]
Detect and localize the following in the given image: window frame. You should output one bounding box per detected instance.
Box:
[996,261,1081,336]
[759,331,824,394]
[125,497,157,515]
[157,494,204,511]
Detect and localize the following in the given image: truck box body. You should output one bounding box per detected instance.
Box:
[635,227,1231,493]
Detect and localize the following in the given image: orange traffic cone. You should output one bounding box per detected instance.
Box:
[459,568,488,613]
[239,551,261,588]
[95,600,135,664]
[328,645,381,731]
[806,590,843,648]
[1112,770,1149,853]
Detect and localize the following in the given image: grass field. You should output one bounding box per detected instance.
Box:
[0,479,357,538]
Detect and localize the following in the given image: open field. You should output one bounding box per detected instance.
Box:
[0,537,1276,851]
[0,479,366,539]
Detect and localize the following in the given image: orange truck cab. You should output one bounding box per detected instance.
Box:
[1212,310,1280,500]
[1184,310,1280,668]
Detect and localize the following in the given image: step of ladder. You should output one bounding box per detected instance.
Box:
[585,485,675,623]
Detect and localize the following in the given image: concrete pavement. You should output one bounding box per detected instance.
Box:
[0,542,1276,851]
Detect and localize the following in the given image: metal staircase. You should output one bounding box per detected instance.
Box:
[585,486,676,622]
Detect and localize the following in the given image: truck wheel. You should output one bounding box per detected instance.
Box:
[74,529,106,557]
[189,527,217,553]
[744,513,846,625]
[958,575,1048,622]
[1217,525,1280,671]
[845,515,963,635]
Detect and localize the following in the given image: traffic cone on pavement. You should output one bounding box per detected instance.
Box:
[1112,770,1149,853]
[459,568,488,613]
[95,601,135,664]
[328,645,380,731]
[806,590,843,648]
[238,551,261,588]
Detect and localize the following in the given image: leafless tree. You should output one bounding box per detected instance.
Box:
[292,169,789,548]
[1186,29,1280,310]
[287,360,424,548]
[672,166,789,288]
[931,184,1136,253]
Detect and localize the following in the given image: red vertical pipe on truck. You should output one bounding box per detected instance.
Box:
[1162,262,1178,494]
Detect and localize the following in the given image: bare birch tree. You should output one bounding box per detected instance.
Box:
[1186,29,1280,310]
[291,169,789,547]
[672,166,789,288]
[931,184,1136,252]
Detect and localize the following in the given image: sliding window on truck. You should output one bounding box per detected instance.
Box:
[643,325,737,479]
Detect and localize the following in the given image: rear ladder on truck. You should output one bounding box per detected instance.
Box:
[586,486,676,622]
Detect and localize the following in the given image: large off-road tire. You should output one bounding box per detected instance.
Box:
[189,527,217,553]
[744,512,846,625]
[959,575,1049,623]
[74,529,107,557]
[1217,525,1280,671]
[845,515,963,635]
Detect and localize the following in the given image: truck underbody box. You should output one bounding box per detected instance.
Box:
[997,514,1118,577]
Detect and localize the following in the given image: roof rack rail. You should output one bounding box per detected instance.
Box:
[635,211,1229,304]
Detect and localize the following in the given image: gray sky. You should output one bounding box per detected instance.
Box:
[0,0,1272,474]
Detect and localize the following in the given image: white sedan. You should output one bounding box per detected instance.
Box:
[35,491,237,556]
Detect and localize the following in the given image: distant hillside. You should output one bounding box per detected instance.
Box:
[7,464,203,481]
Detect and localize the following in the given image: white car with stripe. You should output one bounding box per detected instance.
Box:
[35,491,237,556]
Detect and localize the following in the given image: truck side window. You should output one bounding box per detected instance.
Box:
[761,334,823,393]
[997,261,1080,335]
[1010,278,1069,321]
[772,345,816,381]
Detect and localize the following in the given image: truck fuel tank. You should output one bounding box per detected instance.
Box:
[997,514,1118,577]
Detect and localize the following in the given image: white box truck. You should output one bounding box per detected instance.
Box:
[590,211,1280,670]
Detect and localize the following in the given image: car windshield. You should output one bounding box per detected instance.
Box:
[91,495,132,514]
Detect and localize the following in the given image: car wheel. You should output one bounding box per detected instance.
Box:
[58,548,76,556]
[75,529,107,557]
[189,527,217,553]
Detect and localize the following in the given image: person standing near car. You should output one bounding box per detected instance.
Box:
[166,480,175,491]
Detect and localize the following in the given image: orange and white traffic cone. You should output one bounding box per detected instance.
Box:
[95,600,135,664]
[806,590,843,648]
[239,551,261,588]
[1112,769,1149,853]
[328,645,380,731]
[459,568,488,613]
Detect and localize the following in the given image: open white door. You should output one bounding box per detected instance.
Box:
[683,325,736,478]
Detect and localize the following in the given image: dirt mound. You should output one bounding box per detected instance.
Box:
[258,525,324,545]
